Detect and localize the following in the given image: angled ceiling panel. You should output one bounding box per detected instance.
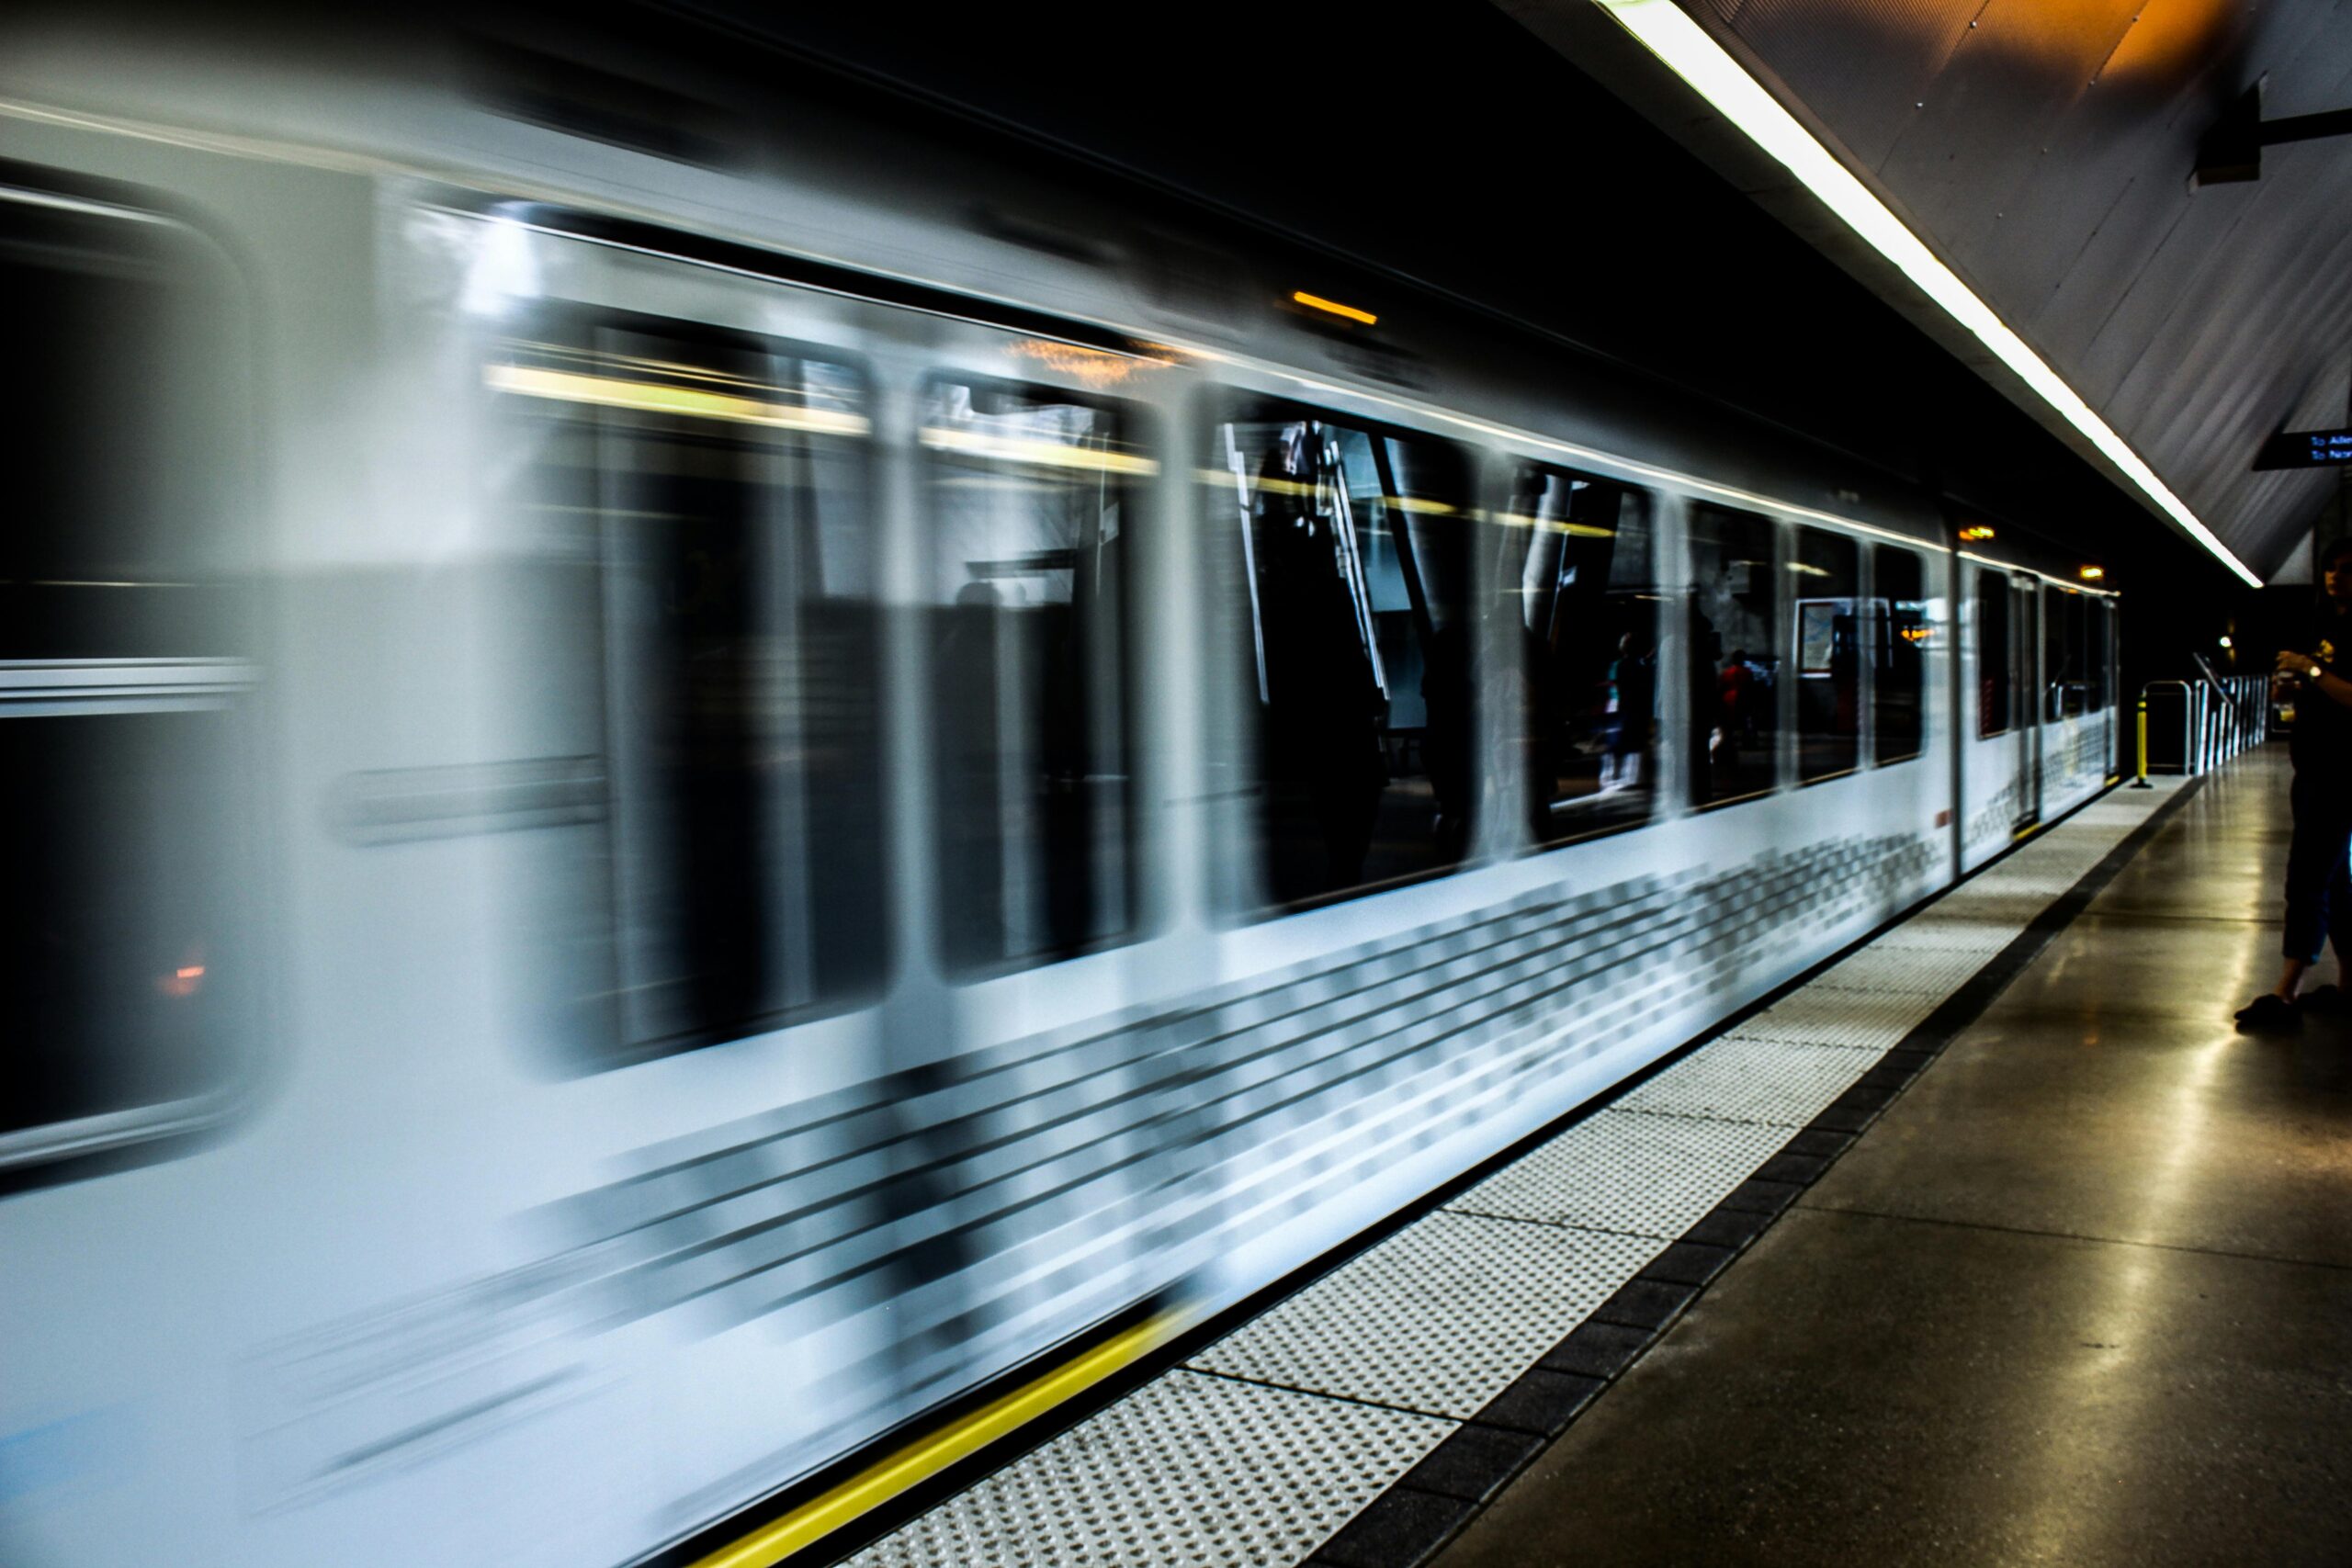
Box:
[1510,0,2352,580]
[1698,0,1978,168]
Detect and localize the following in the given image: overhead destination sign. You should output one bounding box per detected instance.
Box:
[2254,427,2352,470]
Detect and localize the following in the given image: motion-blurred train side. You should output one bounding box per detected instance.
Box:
[0,16,2118,1566]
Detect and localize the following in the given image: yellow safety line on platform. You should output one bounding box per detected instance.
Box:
[686,1310,1193,1568]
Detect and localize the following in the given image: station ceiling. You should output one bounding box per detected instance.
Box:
[1502,0,2352,583]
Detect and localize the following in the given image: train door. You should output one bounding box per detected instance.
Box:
[2011,574,2041,829]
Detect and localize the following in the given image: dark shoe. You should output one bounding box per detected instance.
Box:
[2235,993,2302,1032]
[2301,984,2349,1015]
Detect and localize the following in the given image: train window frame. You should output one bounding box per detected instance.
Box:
[490,300,891,1066]
[2011,574,2041,734]
[916,367,1146,980]
[1490,457,1663,852]
[1975,566,2013,739]
[1203,391,1484,918]
[2042,582,2092,722]
[1686,502,1786,811]
[1792,525,1862,787]
[1870,544,1928,767]
[0,179,263,1177]
[2097,597,2118,712]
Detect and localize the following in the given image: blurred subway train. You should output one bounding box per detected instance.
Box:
[0,12,2120,1566]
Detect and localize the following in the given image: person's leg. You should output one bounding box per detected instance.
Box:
[2245,777,2331,1024]
[2275,784,2339,1001]
[2273,955,2313,1004]
[2323,822,2352,990]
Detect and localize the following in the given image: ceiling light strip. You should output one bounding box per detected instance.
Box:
[1591,0,2263,588]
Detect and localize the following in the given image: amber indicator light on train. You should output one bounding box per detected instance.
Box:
[1289,290,1377,326]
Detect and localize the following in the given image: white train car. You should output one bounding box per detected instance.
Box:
[0,16,2118,1567]
[1958,559,2121,872]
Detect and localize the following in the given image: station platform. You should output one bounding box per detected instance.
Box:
[830,748,2352,1568]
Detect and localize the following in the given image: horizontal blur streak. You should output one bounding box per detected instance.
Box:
[1005,338,1167,387]
[484,362,873,435]
[917,425,1159,475]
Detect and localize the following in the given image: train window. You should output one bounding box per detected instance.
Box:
[0,202,240,658]
[1687,504,1781,807]
[2086,597,2102,712]
[1792,527,1860,783]
[922,376,1138,973]
[0,190,252,1168]
[2097,599,2117,710]
[492,315,885,1060]
[1492,466,1658,844]
[1976,568,2011,738]
[3,713,246,1142]
[2044,586,2088,719]
[1209,402,1474,910]
[1871,546,1928,765]
[2013,576,2041,728]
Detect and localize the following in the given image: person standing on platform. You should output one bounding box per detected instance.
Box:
[2238,536,2352,1031]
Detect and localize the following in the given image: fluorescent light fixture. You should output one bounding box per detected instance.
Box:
[1591,0,2263,589]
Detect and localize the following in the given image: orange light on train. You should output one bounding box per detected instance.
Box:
[1958,525,1996,542]
[1291,290,1377,326]
[2079,565,2105,581]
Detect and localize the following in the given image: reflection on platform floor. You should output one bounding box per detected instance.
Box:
[1439,747,2352,1568]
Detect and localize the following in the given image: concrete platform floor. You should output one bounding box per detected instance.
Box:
[1436,748,2352,1568]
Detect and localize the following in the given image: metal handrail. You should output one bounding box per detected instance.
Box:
[2137,674,2268,780]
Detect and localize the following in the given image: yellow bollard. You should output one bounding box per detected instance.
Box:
[2129,693,2153,788]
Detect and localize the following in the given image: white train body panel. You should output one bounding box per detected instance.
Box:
[0,29,2119,1568]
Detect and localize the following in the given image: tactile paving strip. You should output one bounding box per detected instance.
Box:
[1617,1036,1877,1126]
[1447,1110,1792,1236]
[1916,891,2061,926]
[1731,985,1940,1050]
[839,1371,1452,1568]
[1812,945,1999,998]
[1187,1213,1661,1418]
[1965,867,2089,897]
[1868,917,2023,953]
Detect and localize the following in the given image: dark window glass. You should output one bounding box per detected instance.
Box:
[0,195,248,1165]
[0,203,240,659]
[1976,568,2011,738]
[2044,586,2089,718]
[922,377,1136,974]
[2087,599,2102,711]
[1492,465,1657,844]
[2098,599,2117,710]
[494,318,884,1060]
[1210,405,1474,910]
[1,708,246,1137]
[1688,505,1781,807]
[1871,547,1928,764]
[2014,576,2041,728]
[1793,527,1860,783]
